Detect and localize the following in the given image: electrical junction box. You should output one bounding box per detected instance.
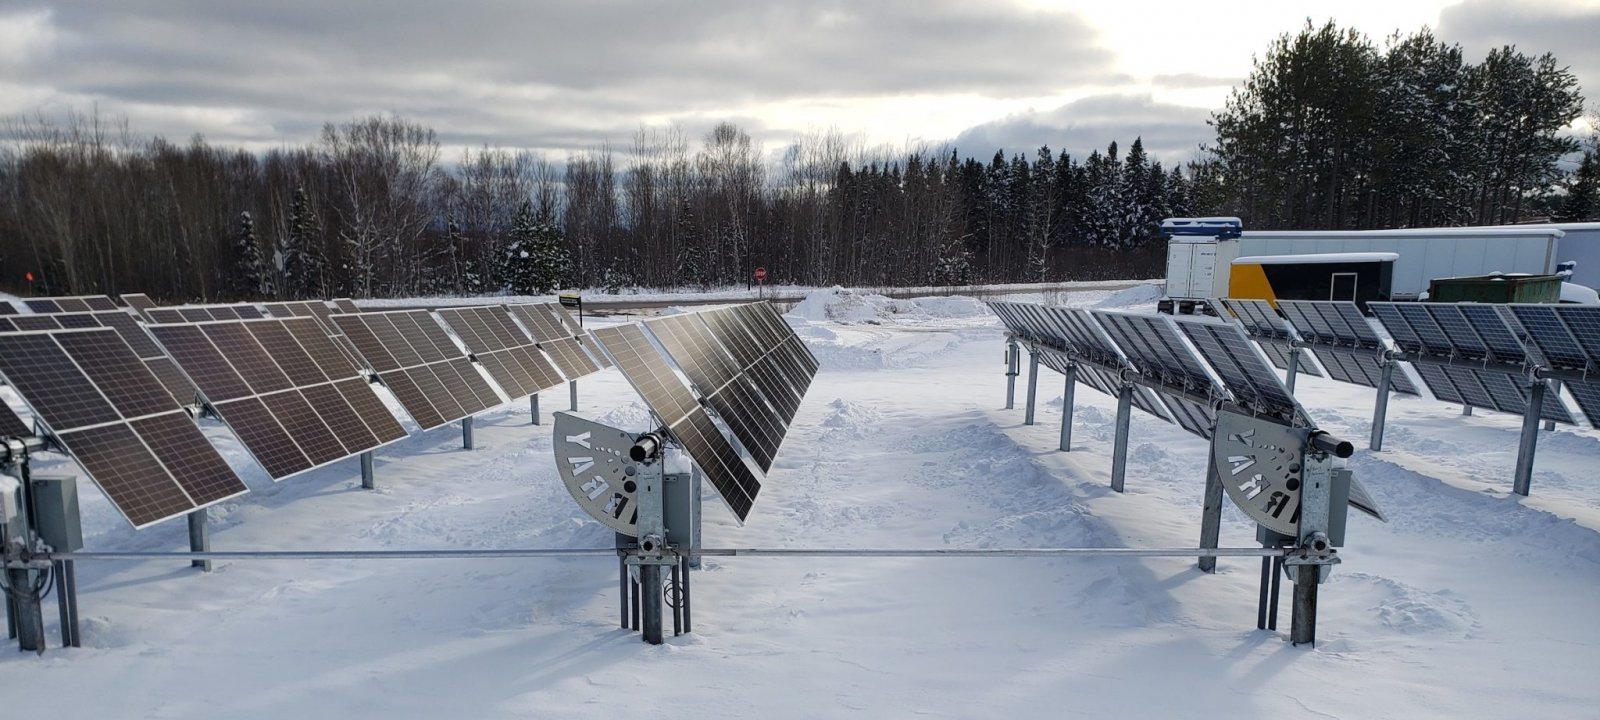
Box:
[31,475,83,553]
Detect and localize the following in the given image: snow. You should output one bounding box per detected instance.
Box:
[1234,251,1400,265]
[4,285,1600,718]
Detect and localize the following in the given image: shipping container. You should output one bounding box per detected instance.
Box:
[1229,252,1397,309]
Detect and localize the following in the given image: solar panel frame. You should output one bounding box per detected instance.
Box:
[24,296,117,314]
[1564,381,1600,429]
[1176,318,1305,424]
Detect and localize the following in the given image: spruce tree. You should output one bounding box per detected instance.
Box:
[228,210,266,299]
[501,201,570,295]
[1557,152,1600,222]
[281,186,325,299]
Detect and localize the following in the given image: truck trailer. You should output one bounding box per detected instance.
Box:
[1158,219,1577,312]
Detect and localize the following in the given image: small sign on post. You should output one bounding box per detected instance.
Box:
[559,292,583,327]
[754,266,767,299]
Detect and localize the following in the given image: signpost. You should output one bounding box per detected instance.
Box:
[754,266,766,299]
[558,292,582,327]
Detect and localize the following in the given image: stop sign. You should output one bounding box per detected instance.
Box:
[754,266,767,282]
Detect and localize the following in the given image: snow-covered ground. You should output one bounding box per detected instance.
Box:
[4,286,1599,718]
[356,279,1158,308]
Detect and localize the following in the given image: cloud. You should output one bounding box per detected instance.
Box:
[1150,73,1239,89]
[951,94,1213,164]
[0,1,1118,154]
[1436,0,1600,103]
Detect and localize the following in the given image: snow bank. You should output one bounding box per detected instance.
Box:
[1092,283,1164,310]
[789,286,989,324]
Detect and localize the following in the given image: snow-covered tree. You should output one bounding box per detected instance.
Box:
[280,186,326,299]
[500,201,568,295]
[1557,152,1600,222]
[227,211,268,299]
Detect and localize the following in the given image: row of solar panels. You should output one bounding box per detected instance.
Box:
[593,303,818,523]
[988,301,1314,440]
[1222,298,1600,429]
[988,301,1387,519]
[0,293,608,529]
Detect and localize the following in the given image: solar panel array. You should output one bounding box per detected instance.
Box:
[16,295,120,314]
[435,306,564,400]
[0,310,200,407]
[592,302,816,523]
[1271,300,1419,396]
[506,302,612,376]
[145,303,267,324]
[1370,302,1575,424]
[331,310,504,429]
[0,327,249,527]
[148,317,408,479]
[0,398,30,438]
[988,301,1174,425]
[1175,317,1310,427]
[1218,299,1323,377]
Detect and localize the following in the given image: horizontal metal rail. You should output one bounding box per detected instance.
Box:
[49,546,1291,562]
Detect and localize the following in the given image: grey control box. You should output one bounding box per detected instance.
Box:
[31,475,83,553]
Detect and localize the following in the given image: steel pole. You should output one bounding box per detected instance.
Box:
[1542,380,1560,432]
[640,563,663,644]
[531,394,540,426]
[1284,348,1301,394]
[1023,351,1040,426]
[1110,385,1133,493]
[1369,361,1394,451]
[188,511,211,572]
[53,559,79,648]
[1512,381,1546,496]
[1059,366,1076,452]
[1290,565,1318,646]
[57,546,1291,561]
[569,380,578,411]
[1197,457,1224,573]
[1004,339,1019,409]
[461,416,474,450]
[360,451,375,490]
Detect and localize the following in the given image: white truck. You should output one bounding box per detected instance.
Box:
[1158,219,1576,312]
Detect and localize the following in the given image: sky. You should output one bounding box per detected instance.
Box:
[1,0,1598,165]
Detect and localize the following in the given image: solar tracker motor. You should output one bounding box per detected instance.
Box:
[1308,432,1354,459]
[630,433,664,463]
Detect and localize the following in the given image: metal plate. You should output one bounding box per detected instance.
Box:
[553,411,644,535]
[1213,411,1309,537]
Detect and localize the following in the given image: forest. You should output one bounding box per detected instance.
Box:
[0,22,1595,301]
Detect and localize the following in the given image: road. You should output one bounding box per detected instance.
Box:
[372,280,1157,313]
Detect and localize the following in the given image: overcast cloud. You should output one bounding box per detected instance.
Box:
[1,1,1598,164]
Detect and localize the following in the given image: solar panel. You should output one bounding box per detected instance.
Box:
[646,313,792,471]
[0,302,15,315]
[12,315,63,332]
[0,399,30,438]
[1161,394,1215,439]
[0,328,248,527]
[1369,303,1422,354]
[592,322,768,521]
[434,306,566,401]
[1552,306,1600,365]
[1505,305,1588,370]
[119,293,158,319]
[23,296,117,314]
[1457,305,1527,362]
[1565,381,1600,429]
[330,310,501,429]
[331,298,361,314]
[1422,305,1488,360]
[150,317,408,479]
[1176,318,1304,424]
[1394,304,1454,356]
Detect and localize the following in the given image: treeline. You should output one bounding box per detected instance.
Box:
[3,21,1595,300]
[1207,23,1595,229]
[0,114,1194,301]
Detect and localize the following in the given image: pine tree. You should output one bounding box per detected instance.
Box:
[227,211,267,299]
[501,201,570,295]
[1557,152,1600,222]
[281,186,325,299]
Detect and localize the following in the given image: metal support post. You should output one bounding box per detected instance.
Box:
[689,467,704,570]
[5,563,42,652]
[1462,405,1473,416]
[1268,556,1283,630]
[531,394,540,425]
[188,510,211,572]
[1370,361,1394,451]
[569,380,578,411]
[4,465,44,652]
[640,562,663,644]
[360,451,375,490]
[618,552,628,630]
[54,559,79,647]
[461,416,475,450]
[670,561,682,636]
[1290,564,1319,645]
[1512,381,1546,496]
[1197,457,1224,573]
[1284,348,1302,394]
[1023,351,1040,426]
[680,555,692,634]
[1059,366,1076,452]
[1004,339,1019,410]
[1108,385,1134,493]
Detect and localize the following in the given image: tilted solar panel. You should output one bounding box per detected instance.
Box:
[150,317,407,480]
[0,398,30,438]
[1565,381,1600,429]
[0,327,248,527]
[1176,318,1305,425]
[330,310,502,429]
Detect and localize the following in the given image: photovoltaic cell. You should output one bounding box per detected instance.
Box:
[1457,305,1527,362]
[1423,305,1488,360]
[1161,394,1215,439]
[1507,305,1588,370]
[120,293,157,319]
[0,401,29,438]
[331,298,361,314]
[25,296,117,314]
[1553,306,1600,364]
[1177,318,1303,423]
[1565,382,1600,429]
